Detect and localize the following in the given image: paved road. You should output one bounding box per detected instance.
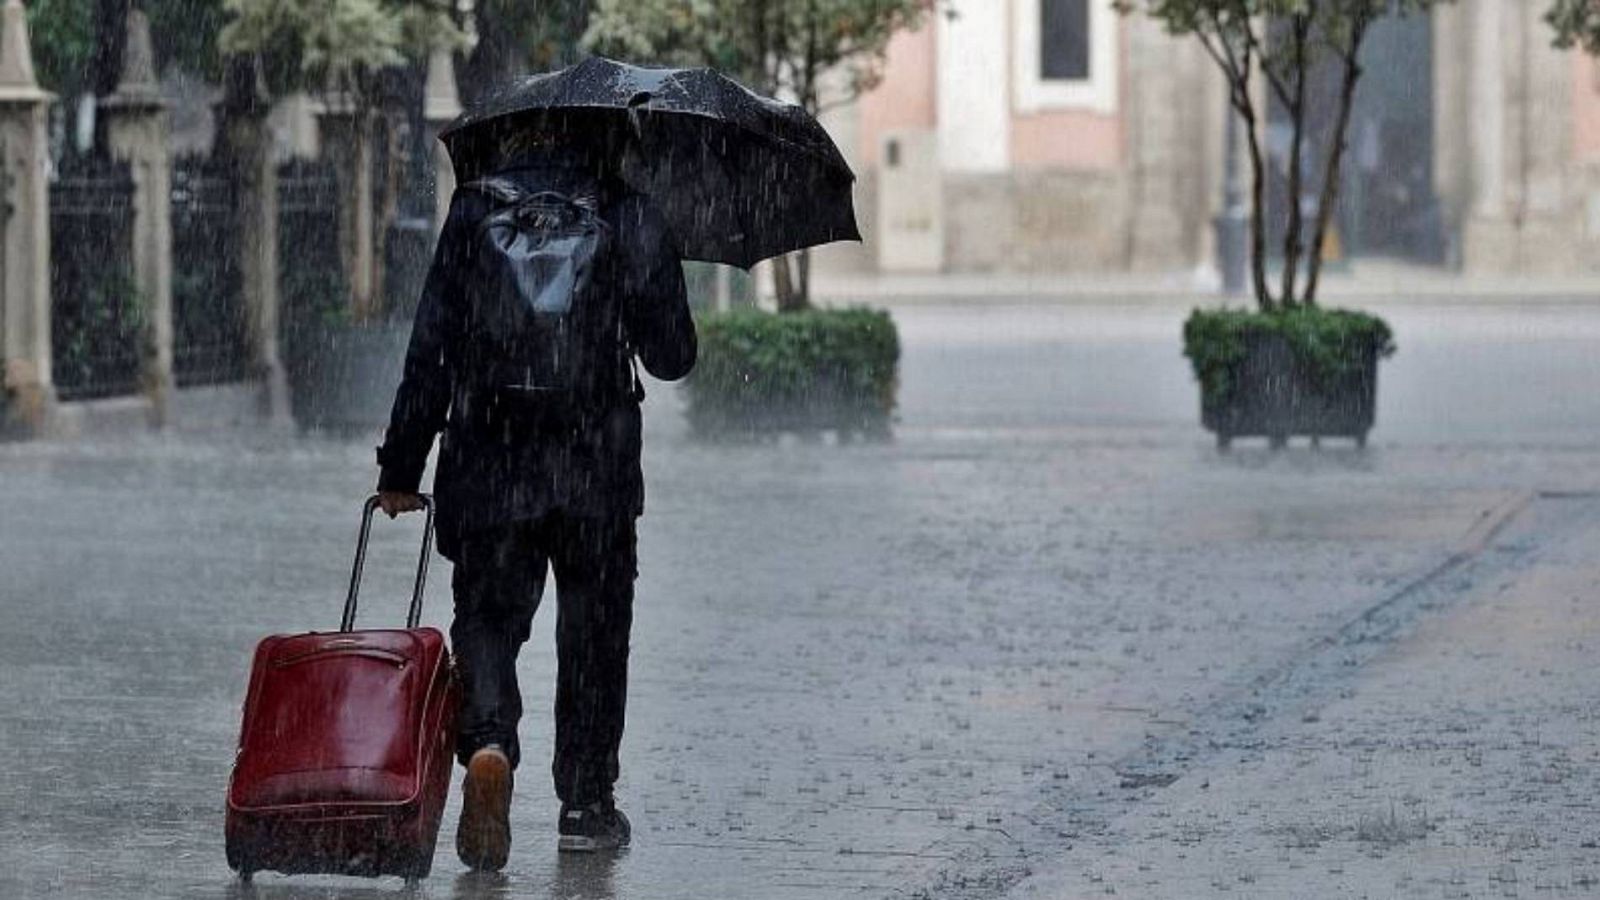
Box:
[892,301,1600,444]
[1,302,1598,899]
[1007,492,1600,899]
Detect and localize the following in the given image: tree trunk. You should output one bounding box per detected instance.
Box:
[773,255,793,310]
[529,0,592,71]
[213,56,270,165]
[1304,19,1370,307]
[90,0,132,155]
[773,253,811,312]
[92,0,130,97]
[459,0,523,104]
[1278,17,1310,308]
[1239,102,1275,313]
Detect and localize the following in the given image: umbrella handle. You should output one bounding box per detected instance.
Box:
[626,91,651,143]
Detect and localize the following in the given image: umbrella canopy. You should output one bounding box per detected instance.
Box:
[439,57,861,270]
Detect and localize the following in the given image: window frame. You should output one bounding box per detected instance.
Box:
[1013,0,1119,115]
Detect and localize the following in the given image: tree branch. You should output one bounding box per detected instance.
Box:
[1279,12,1311,307]
[1202,5,1246,86]
[1203,3,1273,311]
[1240,99,1274,312]
[1235,10,1295,111]
[1304,11,1372,306]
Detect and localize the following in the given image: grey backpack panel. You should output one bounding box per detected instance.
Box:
[466,178,621,396]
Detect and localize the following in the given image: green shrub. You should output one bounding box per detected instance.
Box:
[1184,306,1396,405]
[52,272,147,399]
[685,308,900,439]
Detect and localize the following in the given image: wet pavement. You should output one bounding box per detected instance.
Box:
[1005,492,1600,899]
[2,301,1599,899]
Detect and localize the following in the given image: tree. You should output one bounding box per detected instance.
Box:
[27,0,97,97]
[1548,0,1600,53]
[28,0,229,157]
[586,0,944,311]
[1116,0,1453,312]
[219,0,459,103]
[457,0,591,105]
[149,0,230,81]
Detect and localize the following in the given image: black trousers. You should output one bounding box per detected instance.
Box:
[450,512,637,808]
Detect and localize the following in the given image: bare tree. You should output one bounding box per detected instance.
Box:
[1117,0,1452,311]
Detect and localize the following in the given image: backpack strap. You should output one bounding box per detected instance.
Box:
[464,177,525,205]
[467,178,601,214]
[616,313,646,401]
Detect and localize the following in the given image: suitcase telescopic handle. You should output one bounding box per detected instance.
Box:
[342,494,436,632]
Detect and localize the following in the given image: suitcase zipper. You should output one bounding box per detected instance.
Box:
[272,646,411,669]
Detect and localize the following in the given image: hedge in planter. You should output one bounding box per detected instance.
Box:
[1185,307,1396,449]
[685,308,899,440]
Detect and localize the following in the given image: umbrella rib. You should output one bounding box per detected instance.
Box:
[442,104,854,179]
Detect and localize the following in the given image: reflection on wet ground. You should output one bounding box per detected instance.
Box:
[6,303,1600,898]
[213,856,616,900]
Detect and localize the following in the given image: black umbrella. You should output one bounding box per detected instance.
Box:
[438,56,861,270]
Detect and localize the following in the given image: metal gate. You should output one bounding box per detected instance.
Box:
[51,157,142,402]
[277,159,347,371]
[171,156,249,386]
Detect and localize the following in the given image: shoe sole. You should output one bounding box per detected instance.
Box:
[557,834,629,853]
[457,752,513,871]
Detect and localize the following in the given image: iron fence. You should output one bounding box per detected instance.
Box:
[277,159,348,375]
[51,157,141,402]
[171,156,249,387]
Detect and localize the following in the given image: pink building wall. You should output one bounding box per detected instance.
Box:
[1010,20,1127,171]
[855,16,1128,173]
[1010,111,1122,169]
[857,25,939,168]
[1573,55,1600,162]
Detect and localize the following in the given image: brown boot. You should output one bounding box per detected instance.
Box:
[456,747,513,871]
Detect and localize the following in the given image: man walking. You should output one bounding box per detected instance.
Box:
[374,134,695,869]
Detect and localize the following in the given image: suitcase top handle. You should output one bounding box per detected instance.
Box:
[342,494,436,632]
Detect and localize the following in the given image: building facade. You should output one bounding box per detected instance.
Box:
[821,0,1600,278]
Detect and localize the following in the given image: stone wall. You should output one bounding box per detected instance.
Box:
[943,169,1133,272]
[1440,0,1596,275]
[836,0,1600,278]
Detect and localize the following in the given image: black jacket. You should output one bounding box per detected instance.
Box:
[376,156,696,558]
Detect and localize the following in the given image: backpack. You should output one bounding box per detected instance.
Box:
[463,177,633,401]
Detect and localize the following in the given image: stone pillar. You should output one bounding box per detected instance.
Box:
[423,47,461,235]
[0,0,55,434]
[936,0,1009,174]
[1432,2,1469,252]
[1460,0,1578,274]
[1126,16,1193,271]
[1462,0,1513,272]
[219,60,290,424]
[319,96,377,320]
[1515,0,1577,272]
[99,8,172,425]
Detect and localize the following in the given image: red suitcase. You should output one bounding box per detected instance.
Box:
[226,495,460,883]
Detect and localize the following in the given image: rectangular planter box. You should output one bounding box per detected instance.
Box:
[287,323,410,433]
[1201,332,1379,449]
[686,368,894,441]
[684,309,899,442]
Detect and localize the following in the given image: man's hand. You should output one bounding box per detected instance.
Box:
[378,491,426,519]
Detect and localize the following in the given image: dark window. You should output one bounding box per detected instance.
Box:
[1041,0,1091,81]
